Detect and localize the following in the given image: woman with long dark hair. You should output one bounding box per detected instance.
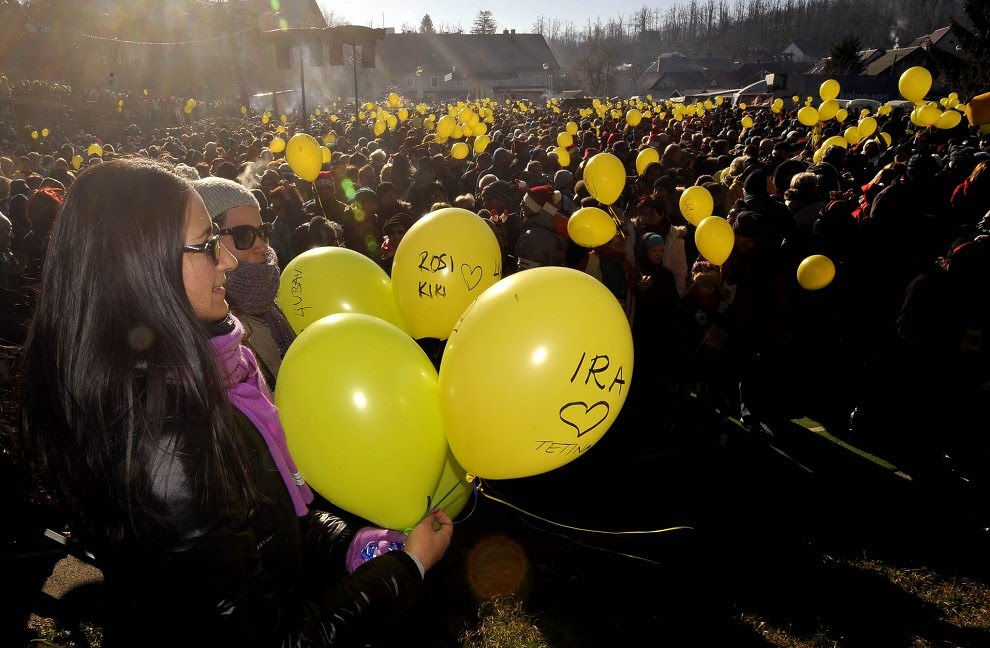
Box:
[18,158,451,647]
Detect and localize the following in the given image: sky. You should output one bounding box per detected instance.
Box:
[315,1,674,34]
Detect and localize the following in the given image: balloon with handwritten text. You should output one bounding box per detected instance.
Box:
[439,267,634,479]
[391,207,502,340]
[275,313,447,530]
[277,246,407,335]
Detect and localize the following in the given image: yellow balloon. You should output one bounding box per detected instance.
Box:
[387,92,401,107]
[626,108,642,127]
[275,313,447,531]
[71,154,83,170]
[86,143,103,157]
[557,132,574,148]
[567,206,617,248]
[450,142,470,159]
[269,137,286,153]
[741,115,754,129]
[398,108,409,122]
[439,267,634,479]
[262,114,270,124]
[822,135,848,150]
[917,103,940,127]
[820,79,840,101]
[858,116,877,137]
[899,66,932,103]
[818,99,839,121]
[935,109,962,129]
[715,96,724,105]
[796,254,836,290]
[241,106,247,115]
[879,132,892,146]
[835,108,848,123]
[471,122,487,136]
[391,207,502,340]
[30,131,38,139]
[739,102,747,110]
[554,146,570,168]
[797,106,820,126]
[844,125,862,145]
[436,115,456,139]
[583,153,626,205]
[276,125,286,134]
[277,247,407,335]
[474,134,490,154]
[280,114,288,124]
[813,147,825,164]
[793,95,800,103]
[321,145,332,164]
[695,215,734,265]
[429,448,474,520]
[285,132,323,182]
[635,147,660,176]
[679,185,714,227]
[41,128,49,137]
[566,121,579,135]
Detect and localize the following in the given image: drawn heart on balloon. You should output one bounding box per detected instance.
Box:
[461,264,483,290]
[558,401,610,438]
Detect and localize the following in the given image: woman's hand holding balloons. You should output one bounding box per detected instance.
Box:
[404,509,453,573]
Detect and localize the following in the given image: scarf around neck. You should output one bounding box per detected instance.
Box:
[210,315,313,516]
[224,247,296,355]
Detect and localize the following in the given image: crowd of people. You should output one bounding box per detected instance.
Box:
[1,75,989,644]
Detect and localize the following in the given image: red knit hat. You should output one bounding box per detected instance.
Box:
[522,184,562,215]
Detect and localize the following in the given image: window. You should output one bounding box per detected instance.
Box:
[431,76,439,88]
[534,74,543,85]
[455,79,463,86]
[406,77,414,87]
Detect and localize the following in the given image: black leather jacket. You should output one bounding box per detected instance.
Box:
[84,406,424,648]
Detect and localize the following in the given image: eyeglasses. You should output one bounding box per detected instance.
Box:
[182,223,222,264]
[218,222,272,250]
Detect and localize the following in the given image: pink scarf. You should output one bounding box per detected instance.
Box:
[210,316,313,516]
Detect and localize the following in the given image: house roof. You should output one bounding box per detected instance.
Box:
[909,25,951,48]
[784,40,822,57]
[376,33,558,76]
[861,47,924,75]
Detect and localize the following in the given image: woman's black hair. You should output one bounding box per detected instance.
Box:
[19,158,258,546]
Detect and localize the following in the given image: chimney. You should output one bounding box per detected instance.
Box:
[510,29,515,34]
[503,29,509,34]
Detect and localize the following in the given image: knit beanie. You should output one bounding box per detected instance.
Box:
[193,176,260,221]
[522,185,562,215]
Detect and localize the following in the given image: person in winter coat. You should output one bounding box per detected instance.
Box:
[514,184,568,270]
[17,159,452,648]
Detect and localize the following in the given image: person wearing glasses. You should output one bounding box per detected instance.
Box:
[18,159,453,647]
[193,175,294,388]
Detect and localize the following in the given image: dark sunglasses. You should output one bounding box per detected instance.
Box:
[182,223,222,264]
[218,222,272,250]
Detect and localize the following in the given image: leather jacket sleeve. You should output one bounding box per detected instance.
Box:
[99,414,424,648]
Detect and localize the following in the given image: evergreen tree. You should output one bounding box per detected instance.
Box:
[945,0,990,99]
[824,35,866,75]
[471,10,497,35]
[420,14,436,34]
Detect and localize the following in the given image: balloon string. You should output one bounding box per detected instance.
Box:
[427,479,463,515]
[606,205,625,239]
[476,480,693,536]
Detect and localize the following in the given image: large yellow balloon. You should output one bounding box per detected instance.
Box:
[844,125,862,145]
[391,207,502,340]
[450,142,470,159]
[565,121,579,135]
[796,254,836,290]
[275,313,447,531]
[474,134,490,154]
[917,103,940,127]
[820,79,840,102]
[439,267,634,479]
[818,100,839,121]
[277,246,407,335]
[285,133,323,182]
[635,147,660,176]
[557,132,573,148]
[741,115,754,129]
[679,185,714,227]
[321,145,332,164]
[797,106,820,127]
[822,135,848,150]
[899,66,932,103]
[567,206,617,248]
[835,108,849,123]
[695,215,734,265]
[269,137,286,153]
[626,108,642,127]
[554,146,571,167]
[436,114,456,139]
[583,153,626,205]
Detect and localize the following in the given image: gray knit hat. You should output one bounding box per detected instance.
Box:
[192,176,260,221]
